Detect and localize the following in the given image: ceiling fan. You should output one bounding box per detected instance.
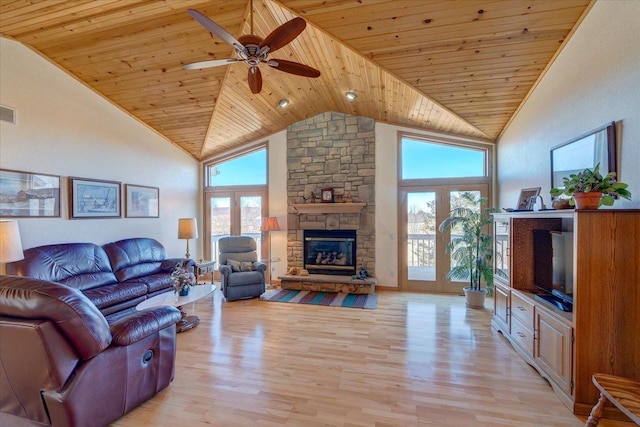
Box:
[183,2,321,94]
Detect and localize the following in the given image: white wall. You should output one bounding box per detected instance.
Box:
[267,129,288,280]
[0,38,200,258]
[498,0,640,209]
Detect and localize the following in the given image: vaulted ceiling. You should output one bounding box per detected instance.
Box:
[0,0,592,160]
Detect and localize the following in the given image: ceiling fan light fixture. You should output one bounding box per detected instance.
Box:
[278,99,289,108]
[345,91,357,101]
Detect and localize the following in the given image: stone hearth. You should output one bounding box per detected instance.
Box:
[279,274,377,294]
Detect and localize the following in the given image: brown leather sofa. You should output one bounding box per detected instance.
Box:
[0,275,182,426]
[7,237,190,321]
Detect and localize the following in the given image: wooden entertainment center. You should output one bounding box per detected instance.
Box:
[491,210,640,420]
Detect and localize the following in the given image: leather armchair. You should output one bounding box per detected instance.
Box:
[0,275,182,427]
[218,236,266,301]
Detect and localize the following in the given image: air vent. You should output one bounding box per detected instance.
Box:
[0,105,16,124]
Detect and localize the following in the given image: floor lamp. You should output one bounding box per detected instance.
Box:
[178,218,198,259]
[260,217,280,285]
[0,220,24,275]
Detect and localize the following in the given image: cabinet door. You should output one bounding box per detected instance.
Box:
[493,282,510,332]
[493,219,510,285]
[535,309,574,395]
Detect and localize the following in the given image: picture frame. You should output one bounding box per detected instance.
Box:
[516,187,541,211]
[69,177,121,219]
[0,169,61,217]
[125,184,159,218]
[320,187,334,203]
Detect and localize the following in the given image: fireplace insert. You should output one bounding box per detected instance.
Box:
[303,229,356,276]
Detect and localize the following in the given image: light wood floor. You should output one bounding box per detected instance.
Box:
[112,289,633,427]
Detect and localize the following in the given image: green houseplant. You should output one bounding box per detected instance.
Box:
[438,193,500,308]
[550,163,632,209]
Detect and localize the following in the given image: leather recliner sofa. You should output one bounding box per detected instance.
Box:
[0,275,182,427]
[7,237,190,321]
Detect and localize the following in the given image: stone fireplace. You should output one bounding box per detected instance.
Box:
[286,111,375,277]
[303,229,356,276]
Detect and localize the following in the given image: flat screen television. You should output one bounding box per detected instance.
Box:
[533,230,574,312]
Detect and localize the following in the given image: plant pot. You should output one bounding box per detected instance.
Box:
[573,192,602,210]
[464,287,487,309]
[178,288,190,297]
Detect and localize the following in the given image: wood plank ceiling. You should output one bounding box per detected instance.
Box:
[0,0,592,161]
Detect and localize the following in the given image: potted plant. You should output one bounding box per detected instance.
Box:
[438,193,500,308]
[550,163,632,209]
[171,260,196,296]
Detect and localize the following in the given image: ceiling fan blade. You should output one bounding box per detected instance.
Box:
[267,59,321,78]
[259,17,306,53]
[188,9,243,50]
[248,67,263,94]
[183,58,238,70]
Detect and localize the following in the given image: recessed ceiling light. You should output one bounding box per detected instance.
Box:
[278,99,289,108]
[345,91,357,101]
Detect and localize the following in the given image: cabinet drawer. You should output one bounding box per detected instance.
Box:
[511,316,534,356]
[511,291,534,330]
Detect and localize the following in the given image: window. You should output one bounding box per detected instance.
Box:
[401,137,487,180]
[206,148,266,187]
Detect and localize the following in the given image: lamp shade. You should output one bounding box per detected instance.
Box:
[178,218,198,239]
[0,220,24,263]
[260,217,280,232]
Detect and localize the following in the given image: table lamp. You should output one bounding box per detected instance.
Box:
[0,220,24,275]
[178,218,198,259]
[260,217,280,284]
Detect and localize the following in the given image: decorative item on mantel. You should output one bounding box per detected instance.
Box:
[320,187,334,203]
[550,163,632,210]
[171,260,196,296]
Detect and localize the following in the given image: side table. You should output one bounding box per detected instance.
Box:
[195,260,216,284]
[585,373,640,426]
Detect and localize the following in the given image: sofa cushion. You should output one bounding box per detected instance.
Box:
[126,273,173,294]
[83,282,148,310]
[226,270,264,287]
[103,238,167,283]
[7,243,117,291]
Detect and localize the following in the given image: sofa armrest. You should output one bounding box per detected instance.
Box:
[109,306,181,346]
[253,261,267,272]
[219,264,232,276]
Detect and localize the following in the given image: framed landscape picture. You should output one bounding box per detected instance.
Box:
[69,177,121,219]
[0,169,61,217]
[125,184,159,218]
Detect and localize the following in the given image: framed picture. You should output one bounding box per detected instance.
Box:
[320,187,334,203]
[125,184,159,218]
[69,177,121,219]
[0,169,61,217]
[516,187,541,211]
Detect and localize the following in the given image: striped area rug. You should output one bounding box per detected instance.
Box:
[260,289,378,309]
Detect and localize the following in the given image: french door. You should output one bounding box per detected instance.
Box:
[399,184,489,293]
[204,188,267,265]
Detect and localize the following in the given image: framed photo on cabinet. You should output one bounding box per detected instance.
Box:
[125,184,159,218]
[69,177,121,219]
[0,168,61,218]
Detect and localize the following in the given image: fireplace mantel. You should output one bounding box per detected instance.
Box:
[292,202,366,215]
